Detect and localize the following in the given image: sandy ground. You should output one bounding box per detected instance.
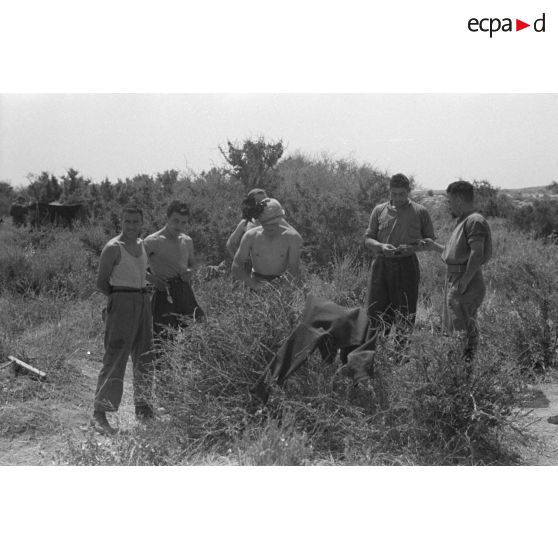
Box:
[0,357,138,465]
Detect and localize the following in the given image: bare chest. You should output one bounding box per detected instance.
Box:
[252,234,289,258]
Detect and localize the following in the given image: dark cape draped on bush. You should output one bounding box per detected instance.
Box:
[251,295,377,402]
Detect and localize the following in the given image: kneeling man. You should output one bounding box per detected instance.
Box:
[232,199,302,290]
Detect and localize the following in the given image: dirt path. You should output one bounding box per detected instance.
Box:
[0,357,138,465]
[518,383,558,465]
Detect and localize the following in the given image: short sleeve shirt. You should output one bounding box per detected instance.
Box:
[365,200,435,246]
[442,212,492,266]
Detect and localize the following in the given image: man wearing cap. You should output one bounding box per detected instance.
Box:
[423,180,492,360]
[205,188,293,279]
[232,198,303,290]
[225,188,292,257]
[364,173,436,344]
[91,205,155,434]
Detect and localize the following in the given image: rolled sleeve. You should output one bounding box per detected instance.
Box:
[465,217,489,244]
[419,207,436,240]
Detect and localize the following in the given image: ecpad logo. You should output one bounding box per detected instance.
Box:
[468,13,546,37]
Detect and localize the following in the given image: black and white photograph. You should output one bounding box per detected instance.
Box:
[1,1,558,557]
[1,93,558,466]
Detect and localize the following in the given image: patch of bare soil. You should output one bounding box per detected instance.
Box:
[518,382,558,465]
[1,357,137,465]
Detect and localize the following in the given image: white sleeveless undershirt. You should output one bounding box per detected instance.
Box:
[109,242,148,289]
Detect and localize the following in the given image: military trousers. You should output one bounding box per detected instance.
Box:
[94,291,154,412]
[365,254,420,338]
[442,269,486,359]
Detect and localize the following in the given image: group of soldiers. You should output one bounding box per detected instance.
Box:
[90,175,492,435]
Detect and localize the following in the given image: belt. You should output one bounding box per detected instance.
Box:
[446,264,467,273]
[167,276,186,285]
[110,287,150,293]
[252,271,281,281]
[377,253,415,260]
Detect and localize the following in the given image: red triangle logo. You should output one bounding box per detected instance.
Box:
[516,19,530,31]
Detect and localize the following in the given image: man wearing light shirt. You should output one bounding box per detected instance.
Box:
[423,180,492,361]
[364,173,436,345]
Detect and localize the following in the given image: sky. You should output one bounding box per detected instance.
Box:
[1,93,557,191]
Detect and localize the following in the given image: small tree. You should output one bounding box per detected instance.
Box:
[26,172,62,203]
[60,168,90,203]
[219,136,284,194]
[156,169,180,193]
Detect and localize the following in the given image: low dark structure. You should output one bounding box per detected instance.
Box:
[22,202,86,228]
[9,202,28,227]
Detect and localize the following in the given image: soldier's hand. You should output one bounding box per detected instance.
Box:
[381,243,398,255]
[397,244,414,256]
[421,238,444,253]
[152,276,169,291]
[205,262,226,280]
[420,238,434,251]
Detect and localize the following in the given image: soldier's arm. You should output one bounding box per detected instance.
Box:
[457,240,484,293]
[457,217,490,291]
[226,220,249,258]
[285,232,303,283]
[416,208,437,251]
[232,232,259,289]
[143,237,168,290]
[364,206,396,254]
[422,238,445,253]
[180,236,196,283]
[96,243,120,296]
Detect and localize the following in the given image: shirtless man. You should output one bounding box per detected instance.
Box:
[232,198,303,290]
[206,189,295,279]
[226,188,292,257]
[144,200,203,338]
[91,206,154,434]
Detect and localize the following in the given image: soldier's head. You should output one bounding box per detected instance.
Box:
[259,198,285,234]
[247,188,268,203]
[389,173,411,208]
[121,206,143,238]
[165,200,189,236]
[446,181,474,218]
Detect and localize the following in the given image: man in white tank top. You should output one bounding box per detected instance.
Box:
[144,200,204,340]
[91,206,155,434]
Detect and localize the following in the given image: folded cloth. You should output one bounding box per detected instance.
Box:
[152,276,204,338]
[251,295,375,402]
